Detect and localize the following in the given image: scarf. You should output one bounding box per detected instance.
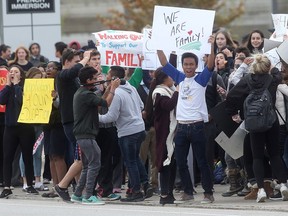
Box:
[152,85,177,166]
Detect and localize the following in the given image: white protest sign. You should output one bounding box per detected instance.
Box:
[93,30,143,68]
[142,28,205,72]
[272,14,288,39]
[270,14,288,42]
[265,48,281,70]
[142,28,162,70]
[151,6,215,54]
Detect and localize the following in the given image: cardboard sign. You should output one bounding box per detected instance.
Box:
[0,69,8,112]
[215,125,246,160]
[150,6,215,54]
[93,30,143,68]
[18,79,54,123]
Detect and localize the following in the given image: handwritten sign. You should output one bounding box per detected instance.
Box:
[93,30,143,68]
[151,6,215,54]
[272,14,288,40]
[142,28,163,70]
[18,79,54,123]
[265,48,281,70]
[0,69,8,112]
[142,28,205,72]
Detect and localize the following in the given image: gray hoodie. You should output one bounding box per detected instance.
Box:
[99,82,145,137]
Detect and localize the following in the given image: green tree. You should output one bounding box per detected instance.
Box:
[98,0,245,32]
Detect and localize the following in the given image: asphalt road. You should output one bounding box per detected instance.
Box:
[1,199,288,216]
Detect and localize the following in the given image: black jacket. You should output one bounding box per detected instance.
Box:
[226,68,281,119]
[0,58,8,67]
[56,63,83,124]
[0,84,23,126]
[73,87,107,139]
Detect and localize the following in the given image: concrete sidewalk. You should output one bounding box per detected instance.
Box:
[3,184,288,213]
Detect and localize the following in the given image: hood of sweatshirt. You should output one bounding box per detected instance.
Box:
[118,82,133,94]
[248,73,271,89]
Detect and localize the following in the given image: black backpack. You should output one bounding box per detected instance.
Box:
[243,74,276,132]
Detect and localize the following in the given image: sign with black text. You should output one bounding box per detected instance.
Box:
[6,0,55,14]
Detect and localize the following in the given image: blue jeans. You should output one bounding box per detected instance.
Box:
[174,122,213,195]
[118,131,147,192]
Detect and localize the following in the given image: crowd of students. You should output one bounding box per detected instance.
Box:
[0,25,287,206]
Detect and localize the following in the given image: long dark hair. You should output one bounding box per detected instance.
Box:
[145,67,168,123]
[9,64,26,87]
[246,30,264,53]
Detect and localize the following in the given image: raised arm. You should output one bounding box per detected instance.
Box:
[79,50,92,67]
[206,35,215,71]
[157,50,168,66]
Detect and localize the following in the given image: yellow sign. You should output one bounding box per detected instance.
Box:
[18,79,54,123]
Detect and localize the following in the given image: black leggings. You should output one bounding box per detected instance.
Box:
[3,125,35,187]
[159,157,176,196]
[243,134,272,184]
[250,121,287,188]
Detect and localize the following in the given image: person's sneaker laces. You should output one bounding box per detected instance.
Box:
[54,185,71,202]
[201,194,215,204]
[0,188,12,198]
[107,193,121,201]
[82,195,105,205]
[256,188,266,203]
[26,186,39,195]
[280,183,288,201]
[71,194,83,203]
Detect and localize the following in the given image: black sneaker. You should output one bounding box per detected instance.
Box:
[120,191,144,202]
[54,185,71,202]
[269,190,282,201]
[160,194,175,205]
[143,183,153,199]
[26,186,39,195]
[0,188,12,198]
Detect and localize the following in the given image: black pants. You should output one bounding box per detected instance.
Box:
[160,158,176,196]
[0,124,4,183]
[96,127,118,196]
[204,121,217,177]
[250,121,287,188]
[243,134,272,185]
[3,125,35,187]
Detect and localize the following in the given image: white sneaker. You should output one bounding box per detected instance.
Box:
[280,183,288,201]
[256,188,266,203]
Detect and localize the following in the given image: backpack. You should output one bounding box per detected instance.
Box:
[243,74,276,132]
